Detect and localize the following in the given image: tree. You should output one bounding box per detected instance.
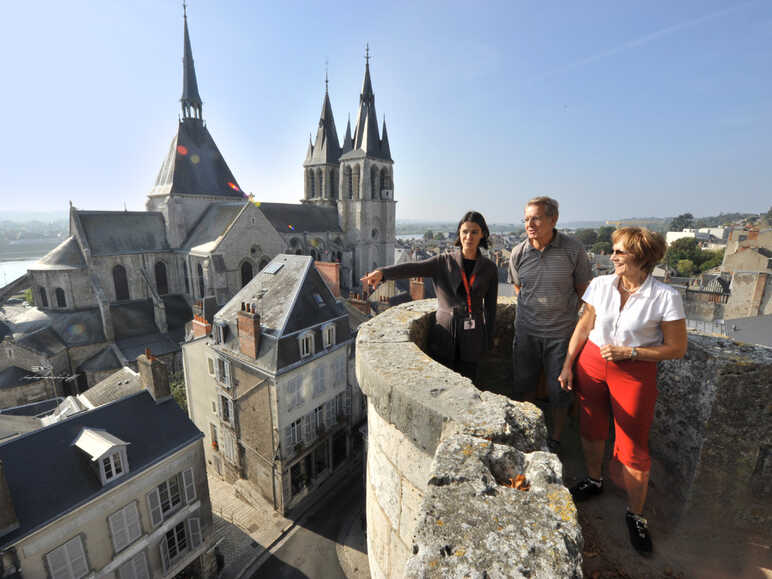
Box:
[423,230,434,241]
[591,241,612,254]
[699,249,724,272]
[169,372,187,412]
[666,237,702,264]
[434,232,446,240]
[676,259,695,276]
[574,228,598,247]
[597,226,615,243]
[669,213,694,232]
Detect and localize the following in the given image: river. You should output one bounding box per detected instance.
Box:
[0,259,38,287]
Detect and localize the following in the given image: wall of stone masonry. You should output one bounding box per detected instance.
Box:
[356,300,581,578]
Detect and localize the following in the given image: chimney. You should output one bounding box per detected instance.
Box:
[237,302,261,358]
[138,349,171,402]
[192,313,212,338]
[348,295,371,316]
[0,460,19,539]
[315,261,341,297]
[409,278,425,301]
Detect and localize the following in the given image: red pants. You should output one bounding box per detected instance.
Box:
[575,340,658,471]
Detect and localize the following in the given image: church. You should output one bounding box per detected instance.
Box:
[0,9,396,393]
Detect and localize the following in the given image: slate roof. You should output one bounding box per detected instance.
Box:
[0,391,202,548]
[163,294,194,330]
[110,300,158,340]
[152,120,244,200]
[116,333,180,361]
[306,90,341,165]
[257,203,342,234]
[15,327,66,356]
[0,366,42,389]
[81,367,143,408]
[182,201,244,251]
[78,347,122,373]
[77,211,170,256]
[4,307,106,348]
[32,236,86,270]
[0,398,61,418]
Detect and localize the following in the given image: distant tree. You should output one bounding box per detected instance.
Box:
[699,249,724,272]
[169,372,187,412]
[591,241,612,254]
[766,206,772,223]
[676,259,695,276]
[434,232,446,240]
[666,237,702,264]
[597,226,615,243]
[669,213,694,232]
[574,228,598,247]
[423,230,434,241]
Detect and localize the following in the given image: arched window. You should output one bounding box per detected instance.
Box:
[197,263,205,298]
[55,287,66,308]
[308,169,315,198]
[380,168,391,199]
[241,261,253,288]
[344,166,353,200]
[39,287,48,308]
[330,169,338,199]
[316,169,324,199]
[113,265,129,301]
[155,261,168,295]
[352,166,361,200]
[183,261,190,294]
[370,166,378,200]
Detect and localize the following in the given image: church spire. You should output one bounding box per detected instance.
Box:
[309,70,340,163]
[341,115,353,154]
[353,44,380,155]
[180,3,203,120]
[380,116,391,160]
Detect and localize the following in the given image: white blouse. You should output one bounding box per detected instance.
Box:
[583,274,685,348]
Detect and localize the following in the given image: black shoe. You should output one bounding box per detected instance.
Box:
[547,438,561,453]
[625,510,653,555]
[570,477,603,502]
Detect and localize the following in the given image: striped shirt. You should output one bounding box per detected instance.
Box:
[509,231,592,338]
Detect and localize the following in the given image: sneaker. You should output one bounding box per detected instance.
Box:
[625,510,653,555]
[569,477,603,502]
[547,438,561,453]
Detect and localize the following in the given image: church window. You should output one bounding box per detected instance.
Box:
[55,287,67,308]
[371,229,379,240]
[352,166,360,200]
[113,265,130,301]
[370,166,378,200]
[183,262,190,294]
[308,169,315,198]
[197,263,205,298]
[330,169,338,200]
[380,168,392,198]
[39,287,48,308]
[240,261,253,288]
[155,261,169,295]
[344,166,353,200]
[316,170,323,198]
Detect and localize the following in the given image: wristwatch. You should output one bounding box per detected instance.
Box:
[630,347,638,360]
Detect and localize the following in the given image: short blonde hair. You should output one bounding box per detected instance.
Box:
[612,227,666,274]
[526,196,559,219]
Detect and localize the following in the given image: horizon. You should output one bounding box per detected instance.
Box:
[0,1,769,223]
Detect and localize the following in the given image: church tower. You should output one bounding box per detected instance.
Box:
[336,47,396,284]
[146,6,244,248]
[303,74,341,206]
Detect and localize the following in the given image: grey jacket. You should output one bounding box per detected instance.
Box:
[379,250,498,362]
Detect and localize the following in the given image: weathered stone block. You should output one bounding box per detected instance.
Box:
[395,433,434,492]
[399,477,423,546]
[461,391,548,452]
[366,476,391,578]
[369,438,402,528]
[389,529,410,578]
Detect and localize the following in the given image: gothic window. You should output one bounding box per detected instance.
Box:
[240,261,253,288]
[183,262,190,294]
[197,263,205,298]
[155,261,169,295]
[316,169,323,199]
[113,265,130,301]
[308,169,315,198]
[380,168,391,198]
[55,287,67,308]
[39,287,48,308]
[344,166,353,200]
[352,166,361,200]
[370,166,378,200]
[330,169,338,199]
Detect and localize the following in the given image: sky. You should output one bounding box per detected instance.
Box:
[0,0,769,223]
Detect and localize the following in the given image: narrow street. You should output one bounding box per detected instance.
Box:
[249,473,366,578]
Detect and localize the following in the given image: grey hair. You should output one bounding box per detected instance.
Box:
[526,196,559,219]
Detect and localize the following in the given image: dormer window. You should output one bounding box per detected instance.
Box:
[74,428,130,486]
[299,332,315,358]
[322,323,335,349]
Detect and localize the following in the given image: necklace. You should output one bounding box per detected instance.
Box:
[619,281,640,294]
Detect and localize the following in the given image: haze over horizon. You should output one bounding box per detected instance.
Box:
[0,1,769,224]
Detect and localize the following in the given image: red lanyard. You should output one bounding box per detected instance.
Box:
[460,270,476,317]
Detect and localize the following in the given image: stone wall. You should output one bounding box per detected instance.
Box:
[356,300,582,578]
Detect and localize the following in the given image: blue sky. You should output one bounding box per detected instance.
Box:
[0,0,769,223]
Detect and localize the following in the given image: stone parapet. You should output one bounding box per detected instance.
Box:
[356,300,582,578]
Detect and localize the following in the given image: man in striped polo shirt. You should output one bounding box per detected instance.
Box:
[509,196,592,453]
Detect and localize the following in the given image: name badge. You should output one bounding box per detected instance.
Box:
[464,318,476,330]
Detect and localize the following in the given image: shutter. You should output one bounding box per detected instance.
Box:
[125,502,141,545]
[134,552,150,579]
[189,517,202,548]
[224,360,231,387]
[147,488,163,527]
[182,467,197,503]
[303,414,312,441]
[66,536,88,578]
[46,545,69,579]
[160,536,170,573]
[108,508,129,552]
[285,425,292,446]
[326,399,334,424]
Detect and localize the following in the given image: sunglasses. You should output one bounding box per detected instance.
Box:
[611,249,629,256]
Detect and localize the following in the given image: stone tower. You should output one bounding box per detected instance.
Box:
[336,48,396,281]
[146,6,244,248]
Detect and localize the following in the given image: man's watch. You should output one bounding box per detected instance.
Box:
[630,347,638,360]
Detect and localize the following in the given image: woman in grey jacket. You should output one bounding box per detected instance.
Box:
[361,211,498,383]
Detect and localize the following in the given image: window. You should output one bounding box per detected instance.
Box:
[155,261,168,295]
[39,287,48,307]
[118,551,149,579]
[312,365,326,398]
[108,502,141,553]
[46,535,88,579]
[102,451,124,482]
[210,423,218,449]
[221,429,238,465]
[313,293,325,307]
[299,332,314,358]
[211,400,217,414]
[288,418,302,445]
[334,356,346,386]
[314,440,329,476]
[291,463,303,495]
[160,521,187,571]
[314,405,324,432]
[207,358,214,376]
[216,357,231,387]
[147,468,196,527]
[241,261,253,288]
[286,376,304,411]
[55,287,67,308]
[197,263,205,298]
[219,394,234,426]
[322,323,335,349]
[113,265,130,301]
